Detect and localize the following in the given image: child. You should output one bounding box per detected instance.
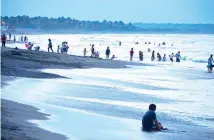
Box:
[83,48,87,56]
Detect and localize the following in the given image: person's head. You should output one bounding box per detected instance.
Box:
[172,53,174,55]
[178,51,180,53]
[211,54,213,58]
[149,104,156,111]
[164,54,166,56]
[131,48,133,50]
[48,39,51,41]
[152,51,155,53]
[58,45,60,47]
[107,46,109,49]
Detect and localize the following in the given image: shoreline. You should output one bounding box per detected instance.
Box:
[1,46,145,140]
[1,99,67,140]
[1,47,145,79]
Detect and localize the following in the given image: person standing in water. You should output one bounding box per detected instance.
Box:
[163,54,167,61]
[1,34,7,47]
[157,53,162,61]
[48,39,53,52]
[119,41,122,46]
[21,36,23,42]
[142,104,165,131]
[130,48,134,61]
[139,51,143,61]
[175,51,181,62]
[169,53,174,62]
[151,51,155,61]
[83,48,87,56]
[91,44,95,57]
[9,33,11,40]
[207,54,214,72]
[13,36,16,42]
[24,36,27,42]
[105,46,110,59]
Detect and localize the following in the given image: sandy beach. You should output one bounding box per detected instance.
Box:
[1,47,144,78]
[1,33,214,140]
[1,99,67,140]
[1,46,145,140]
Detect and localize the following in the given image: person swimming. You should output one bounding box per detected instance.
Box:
[142,104,166,131]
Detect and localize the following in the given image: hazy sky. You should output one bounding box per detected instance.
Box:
[1,0,214,23]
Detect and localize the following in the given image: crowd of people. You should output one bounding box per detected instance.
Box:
[1,33,29,46]
[1,34,213,72]
[128,48,182,63]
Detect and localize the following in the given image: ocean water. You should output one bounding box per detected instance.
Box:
[2,34,214,140]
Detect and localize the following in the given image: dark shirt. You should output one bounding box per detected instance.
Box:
[106,49,110,55]
[48,41,52,47]
[142,110,156,131]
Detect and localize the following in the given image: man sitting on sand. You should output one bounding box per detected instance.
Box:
[142,104,165,131]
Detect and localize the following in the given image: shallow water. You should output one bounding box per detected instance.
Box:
[2,34,214,140]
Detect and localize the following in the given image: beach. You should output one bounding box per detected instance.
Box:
[1,33,214,140]
[1,46,144,140]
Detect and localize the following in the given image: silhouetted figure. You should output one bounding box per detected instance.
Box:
[83,48,87,56]
[13,36,16,42]
[1,34,7,47]
[21,36,23,42]
[106,46,110,59]
[91,44,95,57]
[24,36,27,42]
[170,53,174,62]
[111,55,116,60]
[139,51,143,61]
[151,51,155,61]
[163,54,167,61]
[157,53,162,61]
[48,39,53,52]
[130,48,134,61]
[9,33,11,40]
[119,41,122,46]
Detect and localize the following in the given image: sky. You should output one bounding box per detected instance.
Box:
[1,0,214,24]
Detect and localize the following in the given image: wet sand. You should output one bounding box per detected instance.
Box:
[1,47,145,78]
[1,99,67,140]
[1,46,145,140]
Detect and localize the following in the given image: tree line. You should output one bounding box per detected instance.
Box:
[1,15,138,31]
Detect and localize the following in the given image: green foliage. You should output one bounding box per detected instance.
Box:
[1,15,137,31]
